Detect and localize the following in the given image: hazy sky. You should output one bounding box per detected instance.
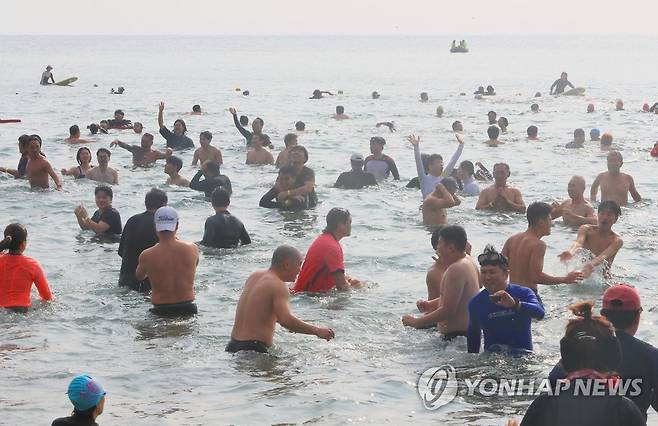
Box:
[2,0,658,35]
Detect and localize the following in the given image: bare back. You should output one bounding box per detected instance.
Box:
[502,232,543,290]
[139,239,198,305]
[437,257,480,333]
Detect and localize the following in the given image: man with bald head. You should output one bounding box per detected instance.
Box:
[226,245,335,354]
[551,176,597,226]
[591,151,641,207]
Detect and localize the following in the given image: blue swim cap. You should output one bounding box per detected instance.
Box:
[590,128,601,136]
[67,375,106,411]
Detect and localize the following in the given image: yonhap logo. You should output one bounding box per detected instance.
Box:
[417,365,458,410]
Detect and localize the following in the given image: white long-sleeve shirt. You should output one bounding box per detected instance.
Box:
[414,143,464,199]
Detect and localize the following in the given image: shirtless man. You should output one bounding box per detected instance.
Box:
[549,72,575,95]
[475,163,526,213]
[333,105,350,120]
[87,148,119,185]
[226,245,335,353]
[559,201,623,278]
[551,176,597,226]
[164,156,189,187]
[110,134,171,167]
[402,226,480,338]
[26,136,62,190]
[502,202,583,299]
[275,133,298,168]
[422,178,460,226]
[135,207,199,317]
[64,125,92,144]
[591,151,641,206]
[246,134,275,165]
[192,131,222,166]
[484,126,504,147]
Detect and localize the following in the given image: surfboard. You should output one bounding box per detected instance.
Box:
[561,87,586,96]
[0,119,21,124]
[54,77,78,86]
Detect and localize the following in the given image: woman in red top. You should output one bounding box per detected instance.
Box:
[0,223,53,313]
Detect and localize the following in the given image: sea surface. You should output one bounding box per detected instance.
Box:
[1,35,657,425]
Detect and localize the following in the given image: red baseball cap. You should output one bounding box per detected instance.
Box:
[602,284,642,311]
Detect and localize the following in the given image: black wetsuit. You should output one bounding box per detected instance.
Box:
[294,166,318,208]
[201,211,251,248]
[259,187,306,210]
[225,338,269,354]
[231,113,271,147]
[150,300,198,317]
[52,413,99,426]
[107,119,132,128]
[189,170,232,197]
[118,211,158,291]
[91,208,122,235]
[17,156,27,178]
[159,127,194,150]
[334,170,377,189]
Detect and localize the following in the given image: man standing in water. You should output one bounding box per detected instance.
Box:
[591,151,641,206]
[157,102,195,150]
[87,148,119,184]
[559,201,623,278]
[502,202,583,301]
[551,176,597,226]
[475,163,525,213]
[402,226,480,339]
[26,136,62,190]
[364,137,400,182]
[136,207,199,317]
[226,245,335,354]
[110,134,172,167]
[549,72,575,95]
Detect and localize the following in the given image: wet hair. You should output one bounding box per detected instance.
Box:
[451,121,463,131]
[530,103,539,111]
[574,128,585,139]
[438,226,467,252]
[560,301,621,373]
[336,105,345,114]
[142,133,154,142]
[69,125,80,136]
[493,162,510,173]
[239,115,249,126]
[534,92,541,97]
[598,200,621,218]
[290,145,309,162]
[601,133,613,146]
[28,135,42,147]
[441,177,458,194]
[324,208,351,233]
[211,187,231,207]
[487,110,496,117]
[192,104,201,112]
[114,109,124,117]
[18,134,30,147]
[283,133,298,147]
[427,154,443,167]
[133,122,143,129]
[278,165,296,177]
[271,245,300,267]
[295,121,306,131]
[370,136,386,146]
[200,131,213,141]
[430,226,445,250]
[459,160,474,176]
[97,148,111,158]
[173,119,187,133]
[527,125,538,138]
[204,161,221,176]
[498,117,508,127]
[88,124,99,135]
[253,117,264,126]
[0,223,27,253]
[76,147,92,165]
[487,125,500,140]
[477,244,509,270]
[145,188,168,211]
[486,85,495,92]
[420,92,428,99]
[94,185,113,199]
[526,202,552,226]
[166,155,183,171]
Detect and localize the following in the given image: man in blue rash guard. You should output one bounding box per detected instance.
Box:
[467,245,545,354]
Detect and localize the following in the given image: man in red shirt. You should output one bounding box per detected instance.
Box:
[292,208,361,293]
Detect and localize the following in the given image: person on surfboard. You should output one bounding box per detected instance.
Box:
[549,72,575,95]
[40,65,55,85]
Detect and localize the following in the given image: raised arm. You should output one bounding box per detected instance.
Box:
[443,134,465,176]
[428,184,457,209]
[110,139,131,152]
[229,107,251,140]
[158,102,165,129]
[408,135,425,180]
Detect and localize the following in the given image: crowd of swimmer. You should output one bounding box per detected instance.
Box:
[1,73,656,425]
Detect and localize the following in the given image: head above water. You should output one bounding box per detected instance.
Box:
[295,121,305,131]
[239,115,249,126]
[211,187,231,208]
[0,223,28,254]
[88,123,99,135]
[526,202,552,234]
[200,131,213,146]
[487,125,500,140]
[497,117,508,129]
[141,133,154,148]
[114,109,124,119]
[590,128,601,140]
[132,122,143,133]
[420,92,429,102]
[606,151,623,172]
[527,125,538,138]
[165,155,183,173]
[530,103,539,112]
[478,244,510,292]
[69,125,80,137]
[76,147,92,165]
[324,207,352,237]
[203,161,221,177]
[96,148,111,165]
[452,120,463,132]
[283,133,298,148]
[574,128,585,142]
[600,132,613,146]
[145,188,168,211]
[436,106,444,117]
[458,160,475,180]
[290,145,309,163]
[436,225,467,258]
[192,104,201,113]
[173,119,187,135]
[600,284,642,333]
[487,111,497,123]
[587,103,595,113]
[441,177,458,194]
[335,105,345,115]
[567,175,586,199]
[271,245,303,281]
[598,200,621,218]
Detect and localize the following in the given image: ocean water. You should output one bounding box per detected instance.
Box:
[1,35,657,425]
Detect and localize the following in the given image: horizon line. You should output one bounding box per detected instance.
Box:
[0,32,656,37]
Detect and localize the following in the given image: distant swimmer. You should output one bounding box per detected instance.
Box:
[40,65,54,85]
[485,85,496,96]
[551,176,597,227]
[291,208,362,293]
[191,104,202,115]
[86,148,119,185]
[502,202,583,298]
[87,123,100,135]
[591,151,641,206]
[275,145,317,209]
[110,134,172,167]
[487,110,497,125]
[600,132,614,150]
[497,117,509,133]
[136,207,199,317]
[0,223,53,313]
[111,86,125,94]
[421,177,460,226]
[616,99,624,111]
[484,125,504,146]
[372,91,380,99]
[0,135,30,179]
[132,122,143,134]
[310,89,334,99]
[118,188,168,292]
[456,160,480,195]
[436,106,444,117]
[228,107,271,148]
[565,128,585,149]
[531,103,540,113]
[51,375,106,426]
[549,71,575,95]
[157,102,194,150]
[527,125,539,141]
[651,141,658,157]
[333,105,350,120]
[25,136,62,190]
[192,131,223,166]
[64,125,93,144]
[375,121,396,132]
[275,133,298,168]
[334,153,377,190]
[295,121,305,132]
[590,128,601,141]
[107,109,132,130]
[226,245,335,354]
[189,160,232,197]
[474,86,485,95]
[407,133,464,199]
[74,185,123,235]
[246,134,275,165]
[402,225,479,337]
[587,103,595,113]
[467,245,544,354]
[61,147,93,179]
[201,188,251,249]
[475,163,526,213]
[99,120,110,134]
[419,92,429,103]
[452,121,463,132]
[164,156,189,187]
[259,166,305,209]
[364,137,400,181]
[559,201,623,278]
